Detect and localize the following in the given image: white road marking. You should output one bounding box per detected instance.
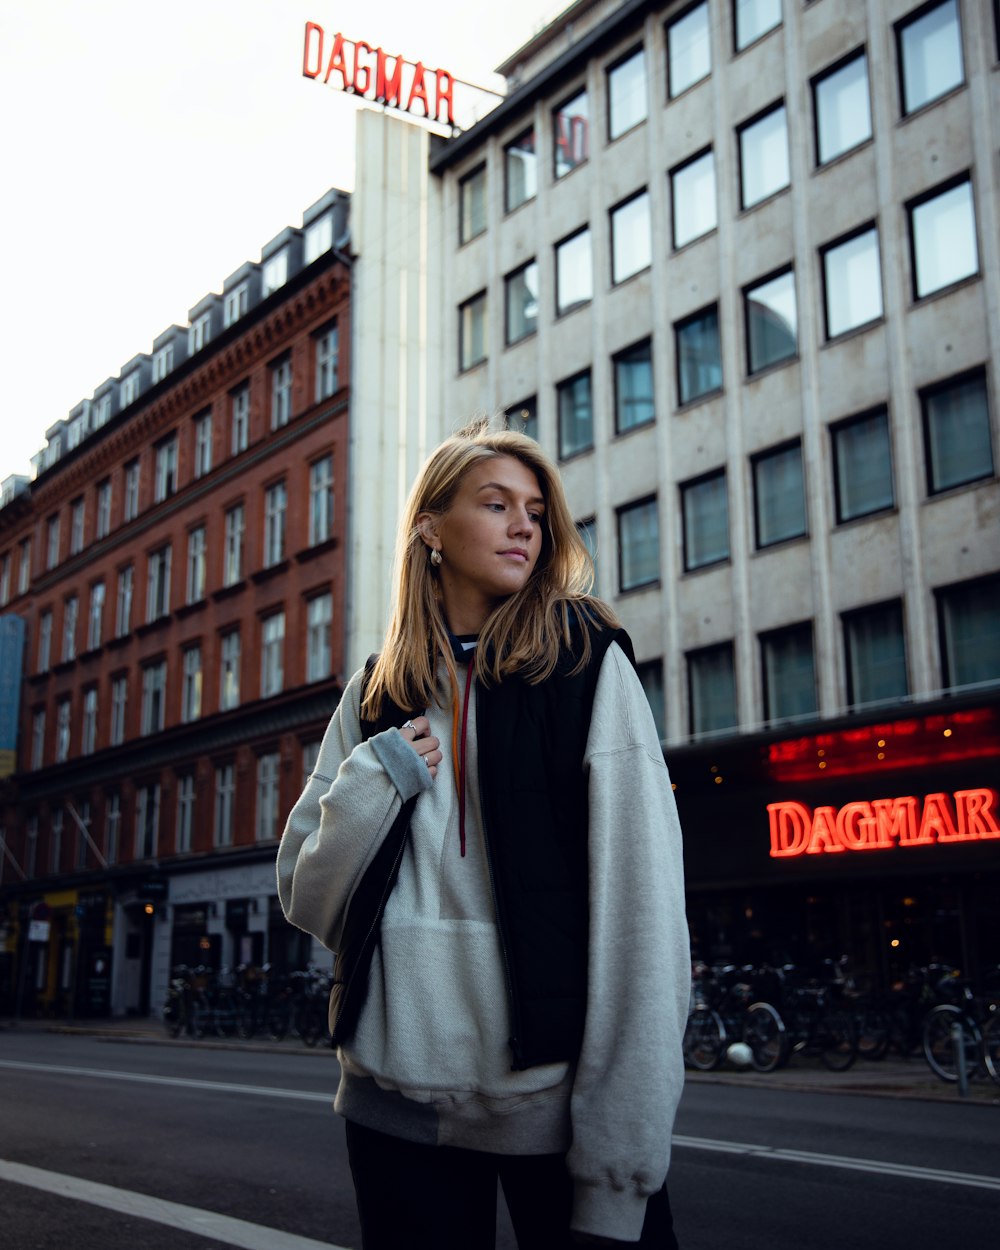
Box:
[0,1058,333,1103]
[0,1158,348,1250]
[673,1134,1000,1192]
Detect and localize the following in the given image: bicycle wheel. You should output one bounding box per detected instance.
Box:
[981,1011,1000,1084]
[744,1002,788,1073]
[855,1005,891,1062]
[683,1008,725,1071]
[819,1007,858,1071]
[922,1004,982,1082]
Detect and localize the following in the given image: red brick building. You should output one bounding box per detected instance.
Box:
[0,189,351,1019]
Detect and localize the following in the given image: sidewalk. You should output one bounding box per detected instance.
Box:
[3,1014,998,1105]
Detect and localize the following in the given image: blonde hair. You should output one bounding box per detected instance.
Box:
[362,418,620,717]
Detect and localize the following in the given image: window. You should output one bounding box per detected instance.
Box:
[38,610,52,672]
[844,601,908,707]
[688,644,737,736]
[18,539,30,594]
[555,228,592,315]
[146,545,172,621]
[104,792,121,865]
[676,305,722,405]
[762,623,817,722]
[120,371,141,407]
[194,411,212,478]
[124,460,140,521]
[81,688,98,755]
[667,2,711,98]
[256,752,281,841]
[262,249,289,296]
[135,784,160,859]
[176,774,195,853]
[753,441,806,547]
[231,384,250,454]
[271,354,292,429]
[189,312,211,354]
[302,740,322,787]
[70,498,85,555]
[181,646,202,723]
[46,514,60,569]
[554,88,589,178]
[506,398,538,441]
[87,581,105,650]
[459,292,488,370]
[56,698,71,763]
[315,322,339,400]
[614,340,654,433]
[140,660,168,735]
[264,483,287,567]
[50,808,64,871]
[152,343,173,384]
[671,149,717,249]
[214,764,235,847]
[459,165,487,243]
[822,226,883,338]
[637,660,666,741]
[813,52,871,165]
[682,471,730,570]
[618,497,660,591]
[186,526,207,604]
[739,103,789,208]
[31,709,45,769]
[305,212,334,264]
[577,517,598,581]
[735,0,782,51]
[261,611,285,697]
[505,128,537,212]
[745,267,797,373]
[220,629,241,711]
[110,674,127,746]
[224,504,246,586]
[224,282,249,327]
[937,577,1000,690]
[897,0,963,115]
[505,261,538,345]
[93,394,112,428]
[95,480,112,539]
[557,370,593,460]
[921,369,993,493]
[154,436,178,502]
[62,595,78,662]
[309,455,334,546]
[307,593,333,682]
[608,47,647,139]
[908,178,978,299]
[115,565,133,638]
[610,191,651,284]
[832,408,895,522]
[0,554,7,607]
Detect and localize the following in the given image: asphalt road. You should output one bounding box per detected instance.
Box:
[1,1031,997,1249]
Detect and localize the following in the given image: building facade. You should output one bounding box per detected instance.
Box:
[424,0,1000,986]
[0,190,350,1018]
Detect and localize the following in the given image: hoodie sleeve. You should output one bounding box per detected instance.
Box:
[276,667,433,952]
[567,643,690,1242]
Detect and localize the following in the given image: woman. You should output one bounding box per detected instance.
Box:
[277,420,689,1248]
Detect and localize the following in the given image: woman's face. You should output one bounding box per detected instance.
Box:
[422,455,546,633]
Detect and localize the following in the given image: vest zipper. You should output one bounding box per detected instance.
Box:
[475,681,526,1070]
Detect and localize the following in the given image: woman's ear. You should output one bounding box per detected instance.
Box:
[415,512,439,552]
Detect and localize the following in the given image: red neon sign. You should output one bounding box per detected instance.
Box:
[768,788,1000,858]
[302,24,455,126]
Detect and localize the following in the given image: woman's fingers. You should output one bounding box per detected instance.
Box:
[399,718,440,779]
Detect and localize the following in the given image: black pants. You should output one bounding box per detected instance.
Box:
[345,1120,679,1250]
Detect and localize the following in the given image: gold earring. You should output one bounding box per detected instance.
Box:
[430,549,442,567]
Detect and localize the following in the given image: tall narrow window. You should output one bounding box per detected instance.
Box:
[682,471,730,570]
[110,674,128,746]
[220,629,241,711]
[505,261,539,345]
[261,612,285,697]
[617,497,660,591]
[505,128,537,212]
[271,354,292,429]
[309,456,334,546]
[124,460,140,522]
[154,436,178,502]
[304,212,333,264]
[671,149,717,249]
[224,282,249,327]
[231,384,250,455]
[610,192,651,284]
[81,688,98,755]
[937,576,1000,690]
[813,52,871,165]
[908,178,978,300]
[176,774,195,853]
[262,249,289,297]
[31,708,45,769]
[224,504,245,586]
[62,595,78,662]
[832,408,894,522]
[738,103,789,208]
[557,370,593,460]
[761,623,817,722]
[87,581,105,651]
[46,514,60,570]
[264,483,287,567]
[608,47,647,139]
[688,644,737,736]
[554,88,590,178]
[307,593,333,682]
[844,601,908,707]
[555,228,592,314]
[214,764,235,847]
[745,268,797,374]
[614,340,655,434]
[38,610,52,672]
[921,369,993,493]
[50,808,64,871]
[104,793,120,865]
[459,165,487,243]
[459,292,488,371]
[897,0,964,115]
[676,306,722,405]
[140,660,168,735]
[70,498,85,555]
[256,753,281,842]
[752,441,806,547]
[95,480,112,539]
[193,411,213,479]
[315,323,339,400]
[181,646,202,723]
[115,565,133,638]
[55,698,71,763]
[18,539,30,594]
[667,2,711,98]
[186,526,207,604]
[822,226,883,339]
[146,545,172,621]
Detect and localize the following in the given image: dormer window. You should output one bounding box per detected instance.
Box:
[262,249,289,297]
[189,312,212,354]
[304,214,333,264]
[120,372,141,407]
[152,344,174,383]
[93,394,112,428]
[224,282,249,327]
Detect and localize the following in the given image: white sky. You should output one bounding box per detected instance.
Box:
[0,0,565,482]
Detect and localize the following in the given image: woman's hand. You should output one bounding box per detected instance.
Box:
[399,717,442,779]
